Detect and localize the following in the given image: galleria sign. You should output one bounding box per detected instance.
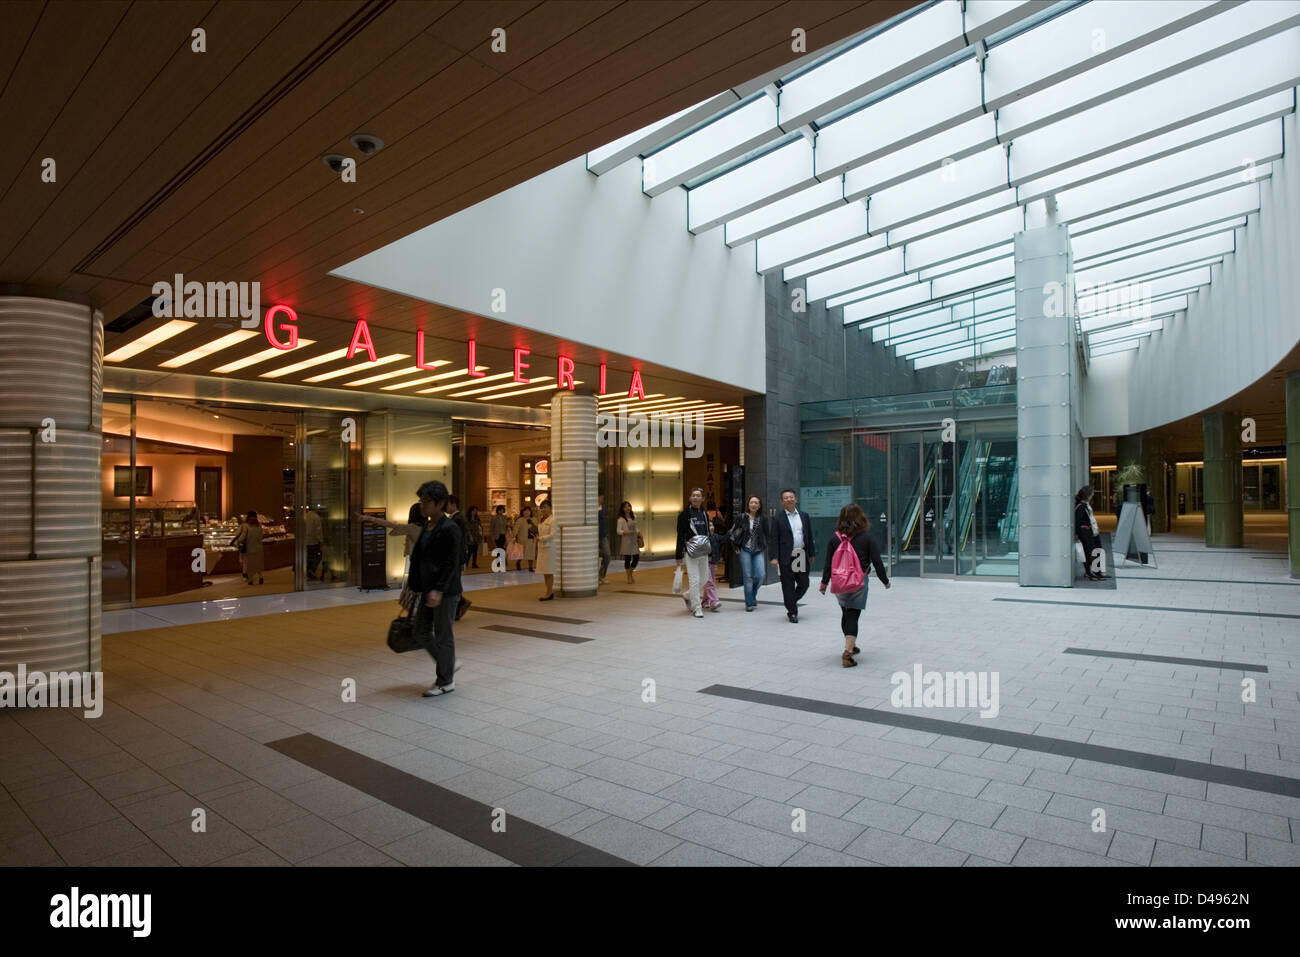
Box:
[153,279,650,397]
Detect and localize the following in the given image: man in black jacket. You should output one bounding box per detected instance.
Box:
[447,494,472,621]
[769,488,814,622]
[408,480,463,696]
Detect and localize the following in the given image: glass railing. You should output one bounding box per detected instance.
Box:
[802,383,1016,425]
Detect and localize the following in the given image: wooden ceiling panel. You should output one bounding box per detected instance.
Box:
[20,2,301,287]
[0,2,130,258]
[191,54,508,272]
[0,2,213,279]
[421,0,542,55]
[460,0,622,77]
[505,1,698,94]
[83,1,370,277]
[153,15,459,260]
[0,2,45,100]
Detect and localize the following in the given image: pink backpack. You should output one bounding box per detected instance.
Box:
[829,532,865,594]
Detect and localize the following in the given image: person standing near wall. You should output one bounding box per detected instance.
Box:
[230,510,264,586]
[465,506,483,568]
[730,494,769,611]
[771,489,814,623]
[818,504,890,668]
[1075,485,1108,581]
[536,499,556,600]
[597,494,611,585]
[676,488,713,619]
[514,505,538,571]
[617,501,640,583]
[490,505,510,555]
[408,480,463,697]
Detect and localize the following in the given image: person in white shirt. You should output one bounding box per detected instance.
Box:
[770,488,814,623]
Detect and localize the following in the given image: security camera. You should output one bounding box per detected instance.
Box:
[349,134,385,155]
[322,154,349,173]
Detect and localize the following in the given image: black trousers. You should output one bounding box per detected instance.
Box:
[841,607,862,637]
[623,553,640,570]
[778,559,809,615]
[413,593,459,686]
[1078,530,1102,575]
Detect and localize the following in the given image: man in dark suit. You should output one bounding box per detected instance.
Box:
[769,488,814,623]
[409,481,464,696]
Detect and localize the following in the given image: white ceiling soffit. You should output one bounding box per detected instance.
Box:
[587,0,1300,362]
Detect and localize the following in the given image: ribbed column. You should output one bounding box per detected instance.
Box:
[1287,372,1300,577]
[551,390,598,597]
[0,296,103,674]
[1202,410,1243,548]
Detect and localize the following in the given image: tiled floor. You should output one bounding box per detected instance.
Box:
[3,526,1297,867]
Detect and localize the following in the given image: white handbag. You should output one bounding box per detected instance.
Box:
[671,566,684,594]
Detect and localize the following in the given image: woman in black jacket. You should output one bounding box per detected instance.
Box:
[730,494,770,611]
[819,503,890,668]
[1075,485,1107,580]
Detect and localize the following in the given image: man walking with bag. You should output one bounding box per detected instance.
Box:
[771,488,815,623]
[408,480,463,697]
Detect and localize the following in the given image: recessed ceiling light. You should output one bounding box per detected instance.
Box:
[353,208,364,214]
[103,319,197,361]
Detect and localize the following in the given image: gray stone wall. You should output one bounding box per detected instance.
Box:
[745,273,946,510]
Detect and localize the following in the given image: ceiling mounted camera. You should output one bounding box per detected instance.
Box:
[322,154,350,173]
[349,134,385,155]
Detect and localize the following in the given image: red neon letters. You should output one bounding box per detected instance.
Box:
[513,347,530,384]
[347,319,377,361]
[264,304,298,350]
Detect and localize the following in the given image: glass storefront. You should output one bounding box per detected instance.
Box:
[802,386,1018,580]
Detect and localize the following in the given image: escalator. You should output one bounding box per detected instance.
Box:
[943,440,992,552]
[899,444,939,551]
[998,468,1019,546]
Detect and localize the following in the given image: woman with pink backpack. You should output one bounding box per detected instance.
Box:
[818,503,890,668]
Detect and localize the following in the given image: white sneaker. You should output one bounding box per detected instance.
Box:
[454,659,462,673]
[423,682,454,697]
[693,610,704,618]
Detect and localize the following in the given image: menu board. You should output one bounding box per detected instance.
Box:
[360,507,388,589]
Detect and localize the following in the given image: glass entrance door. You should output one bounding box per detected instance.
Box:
[921,429,956,575]
[298,411,354,588]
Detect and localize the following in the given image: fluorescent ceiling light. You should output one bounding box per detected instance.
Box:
[383,366,489,390]
[104,320,196,362]
[471,381,578,401]
[449,375,553,398]
[211,339,318,373]
[158,329,259,368]
[417,371,515,394]
[259,348,351,379]
[301,353,410,383]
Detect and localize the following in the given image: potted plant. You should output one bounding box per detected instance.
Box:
[1114,463,1147,505]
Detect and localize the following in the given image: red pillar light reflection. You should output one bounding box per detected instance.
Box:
[264,304,298,350]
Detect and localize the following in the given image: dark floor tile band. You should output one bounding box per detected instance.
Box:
[267,733,630,866]
[1062,647,1268,673]
[992,597,1300,620]
[1114,576,1299,586]
[481,624,592,644]
[697,685,1300,798]
[464,606,591,624]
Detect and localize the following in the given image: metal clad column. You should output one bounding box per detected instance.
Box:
[1203,410,1244,548]
[1015,225,1076,587]
[551,390,598,597]
[1288,371,1300,578]
[0,296,103,672]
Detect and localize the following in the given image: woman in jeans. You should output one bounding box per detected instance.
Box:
[818,503,890,668]
[730,494,769,611]
[617,501,640,583]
